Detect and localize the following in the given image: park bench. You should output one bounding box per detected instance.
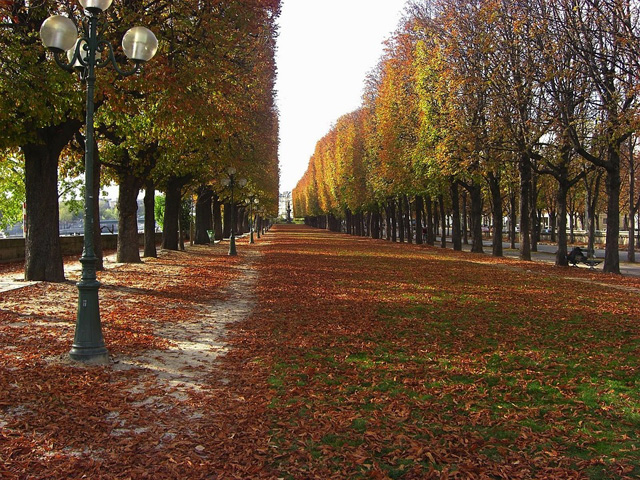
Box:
[581,258,602,270]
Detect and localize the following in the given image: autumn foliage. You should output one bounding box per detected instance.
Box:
[1,226,639,478]
[293,0,640,273]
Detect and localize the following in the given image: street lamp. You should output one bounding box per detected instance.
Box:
[221,167,246,256]
[40,2,157,363]
[245,196,259,244]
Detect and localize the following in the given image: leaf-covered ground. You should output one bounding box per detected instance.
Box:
[1,226,639,479]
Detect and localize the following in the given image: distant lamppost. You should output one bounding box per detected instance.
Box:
[221,167,246,256]
[245,196,259,244]
[40,1,158,363]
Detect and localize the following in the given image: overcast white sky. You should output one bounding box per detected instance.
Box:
[275,0,408,193]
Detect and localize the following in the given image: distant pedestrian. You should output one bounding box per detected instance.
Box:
[567,246,586,266]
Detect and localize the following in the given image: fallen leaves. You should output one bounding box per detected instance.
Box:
[0,228,639,479]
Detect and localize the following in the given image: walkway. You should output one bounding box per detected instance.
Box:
[452,238,640,276]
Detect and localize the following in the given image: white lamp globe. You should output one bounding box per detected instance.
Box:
[40,16,78,53]
[238,178,248,188]
[78,0,113,13]
[227,166,237,176]
[122,27,158,62]
[221,178,231,187]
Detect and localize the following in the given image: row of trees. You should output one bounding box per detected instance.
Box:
[0,0,280,281]
[293,0,640,274]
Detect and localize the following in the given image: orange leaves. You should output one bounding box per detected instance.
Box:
[1,227,639,478]
[246,225,640,478]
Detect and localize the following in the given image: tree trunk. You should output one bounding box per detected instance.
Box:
[629,153,636,263]
[425,196,435,245]
[371,208,379,239]
[397,198,405,243]
[223,203,232,238]
[461,190,468,245]
[22,122,81,281]
[23,143,65,281]
[556,181,570,267]
[143,179,157,258]
[439,194,447,248]
[117,175,142,263]
[389,201,396,242]
[519,154,532,260]
[194,186,213,245]
[509,189,517,249]
[415,195,424,245]
[404,195,412,244]
[603,158,621,273]
[530,174,539,252]
[584,171,602,259]
[487,172,503,257]
[178,212,185,251]
[450,180,462,251]
[212,196,223,241]
[468,182,484,254]
[162,177,183,251]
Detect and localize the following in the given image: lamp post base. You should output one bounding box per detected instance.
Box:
[69,347,109,364]
[70,274,109,364]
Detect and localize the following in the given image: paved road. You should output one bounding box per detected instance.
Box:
[446,238,640,277]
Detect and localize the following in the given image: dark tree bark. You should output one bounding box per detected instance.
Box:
[459,179,483,254]
[439,194,447,248]
[117,174,142,263]
[415,195,424,245]
[584,170,603,259]
[223,203,232,238]
[530,173,539,252]
[555,179,571,267]
[194,186,213,245]
[425,196,435,245]
[104,142,157,263]
[23,122,81,281]
[549,206,557,243]
[162,176,187,251]
[143,179,157,258]
[450,180,462,251]
[519,154,532,260]
[404,195,412,244]
[602,157,621,273]
[397,198,405,243]
[469,182,484,254]
[487,171,503,257]
[461,190,469,245]
[212,195,223,241]
[372,206,381,239]
[629,140,638,262]
[388,200,397,242]
[509,188,517,249]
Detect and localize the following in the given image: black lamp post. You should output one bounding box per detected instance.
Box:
[245,195,259,244]
[221,167,246,256]
[40,0,157,363]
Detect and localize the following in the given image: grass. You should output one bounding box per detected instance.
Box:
[255,227,640,478]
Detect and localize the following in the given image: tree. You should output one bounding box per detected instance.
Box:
[556,0,640,273]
